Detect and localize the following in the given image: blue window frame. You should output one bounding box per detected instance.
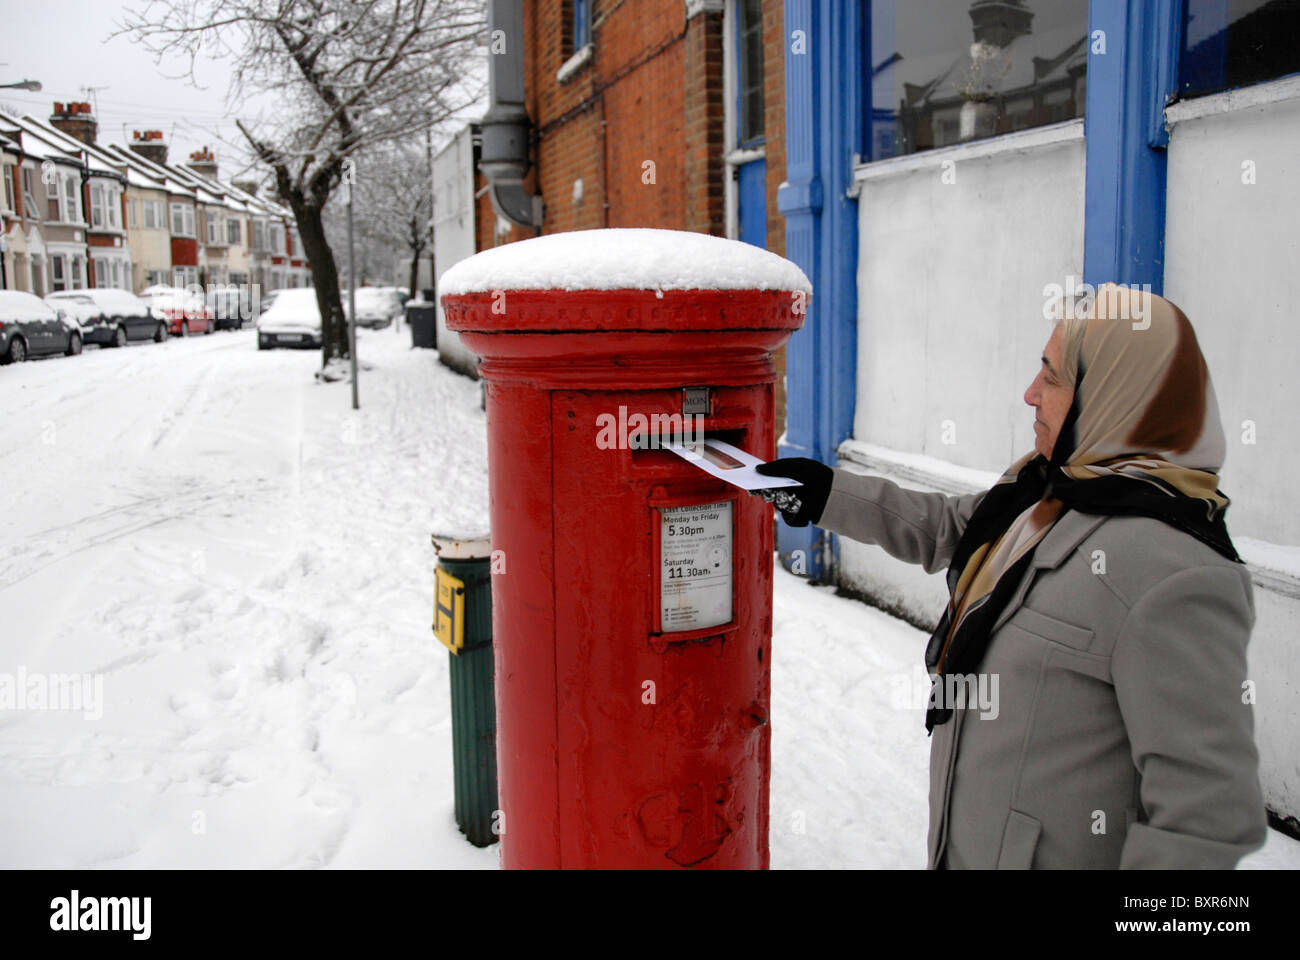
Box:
[573,0,592,51]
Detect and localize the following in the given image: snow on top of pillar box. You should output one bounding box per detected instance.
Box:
[438,228,812,297]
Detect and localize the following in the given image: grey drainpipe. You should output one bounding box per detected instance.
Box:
[481,0,543,230]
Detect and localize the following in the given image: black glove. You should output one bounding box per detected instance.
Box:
[753,457,834,527]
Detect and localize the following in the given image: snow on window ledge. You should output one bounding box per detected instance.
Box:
[1165,74,1300,127]
[852,118,1084,187]
[557,44,593,85]
[725,147,766,167]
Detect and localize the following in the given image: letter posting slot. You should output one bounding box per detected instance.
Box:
[441,228,809,869]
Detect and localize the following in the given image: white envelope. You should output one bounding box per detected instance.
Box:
[661,437,802,492]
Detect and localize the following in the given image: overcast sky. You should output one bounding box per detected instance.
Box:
[1,0,271,181]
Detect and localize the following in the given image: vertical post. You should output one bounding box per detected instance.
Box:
[1083,0,1183,292]
[347,176,359,410]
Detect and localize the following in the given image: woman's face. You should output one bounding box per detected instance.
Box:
[1024,322,1074,459]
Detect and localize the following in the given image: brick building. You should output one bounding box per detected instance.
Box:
[438,0,789,418]
[480,0,785,251]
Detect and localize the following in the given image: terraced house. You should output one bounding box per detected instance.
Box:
[43,102,132,291]
[0,108,90,294]
[106,142,174,290]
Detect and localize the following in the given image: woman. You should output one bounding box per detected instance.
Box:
[756,284,1267,869]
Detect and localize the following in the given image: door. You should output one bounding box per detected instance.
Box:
[737,158,767,248]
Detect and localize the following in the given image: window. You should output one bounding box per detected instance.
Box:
[271,226,285,255]
[47,179,61,221]
[71,256,85,289]
[253,220,266,251]
[107,188,120,228]
[94,258,108,287]
[1180,0,1300,98]
[21,165,38,217]
[64,176,78,222]
[91,184,105,227]
[227,217,241,245]
[206,211,218,244]
[572,0,592,51]
[2,164,12,213]
[144,199,159,229]
[51,254,66,292]
[866,0,1088,161]
[737,0,765,146]
[128,198,137,229]
[170,202,195,237]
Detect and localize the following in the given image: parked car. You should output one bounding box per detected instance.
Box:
[138,285,211,336]
[257,288,321,349]
[1,290,83,363]
[46,288,164,347]
[207,284,254,331]
[377,285,410,306]
[258,289,281,316]
[350,287,404,329]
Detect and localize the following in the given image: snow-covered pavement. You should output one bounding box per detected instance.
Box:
[0,329,1295,868]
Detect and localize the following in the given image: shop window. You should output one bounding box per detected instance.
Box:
[867,0,1088,161]
[1180,0,1300,98]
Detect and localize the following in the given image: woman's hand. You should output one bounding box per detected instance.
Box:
[753,458,833,527]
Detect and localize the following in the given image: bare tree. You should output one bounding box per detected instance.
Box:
[119,0,486,369]
[352,139,434,296]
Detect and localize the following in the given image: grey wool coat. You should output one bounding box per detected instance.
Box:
[817,467,1268,869]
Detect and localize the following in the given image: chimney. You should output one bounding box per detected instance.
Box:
[187,145,218,180]
[50,100,98,146]
[129,129,169,166]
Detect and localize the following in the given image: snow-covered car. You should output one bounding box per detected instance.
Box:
[138,285,212,336]
[350,287,404,329]
[376,285,410,306]
[1,290,84,363]
[258,289,282,315]
[257,288,321,349]
[46,288,164,347]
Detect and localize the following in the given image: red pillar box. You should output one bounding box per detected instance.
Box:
[441,229,809,869]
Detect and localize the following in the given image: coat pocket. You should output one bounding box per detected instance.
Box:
[996,809,1043,869]
[1004,605,1095,651]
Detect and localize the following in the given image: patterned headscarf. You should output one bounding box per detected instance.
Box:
[923,283,1240,731]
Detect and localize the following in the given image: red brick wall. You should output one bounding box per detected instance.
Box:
[171,237,198,267]
[474,0,790,431]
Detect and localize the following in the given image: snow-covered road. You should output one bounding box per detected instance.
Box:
[0,329,1294,868]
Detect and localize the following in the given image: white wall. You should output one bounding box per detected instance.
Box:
[838,125,1086,637]
[852,127,1086,475]
[1164,80,1300,824]
[432,127,479,378]
[1164,84,1300,546]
